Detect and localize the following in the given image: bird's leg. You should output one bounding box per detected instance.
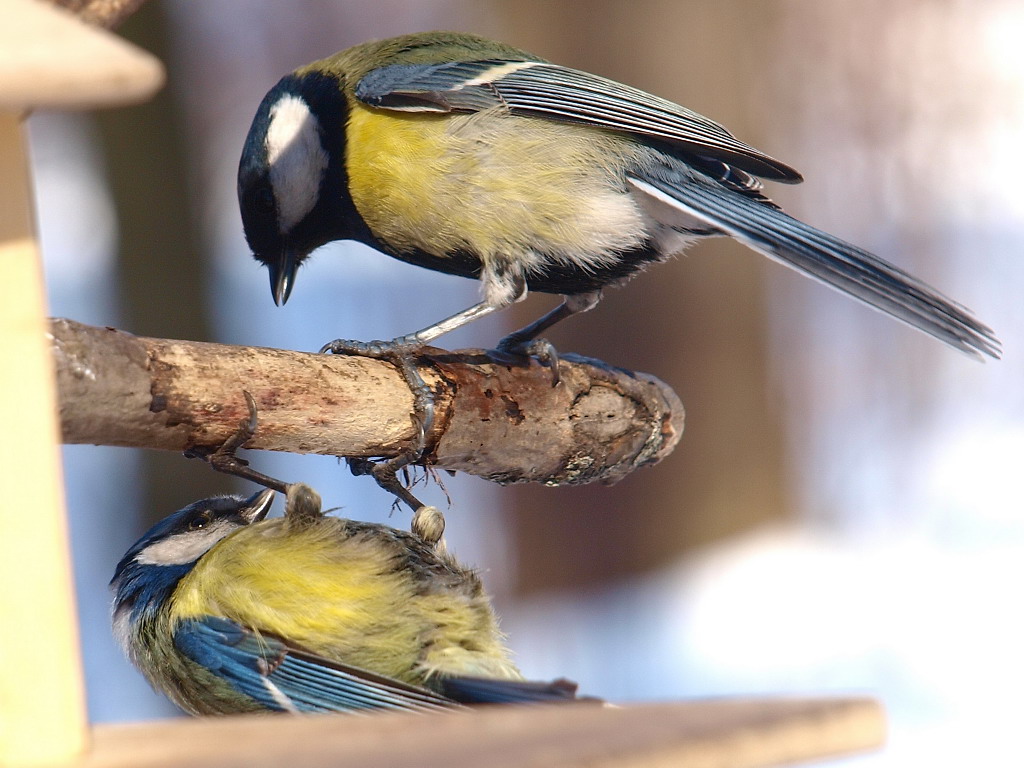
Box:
[319,339,435,512]
[349,455,448,543]
[499,291,601,346]
[320,300,504,354]
[320,300,511,512]
[187,391,291,494]
[318,275,564,505]
[319,302,502,457]
[393,300,506,347]
[494,291,602,387]
[283,482,324,525]
[346,447,429,514]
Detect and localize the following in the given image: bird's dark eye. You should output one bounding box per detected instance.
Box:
[189,512,213,530]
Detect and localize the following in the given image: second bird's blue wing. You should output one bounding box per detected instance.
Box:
[174,616,459,713]
[175,616,598,712]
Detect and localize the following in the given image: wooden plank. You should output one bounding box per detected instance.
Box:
[0,0,163,109]
[61,698,884,768]
[0,112,87,764]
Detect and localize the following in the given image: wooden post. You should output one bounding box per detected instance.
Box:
[0,111,87,765]
[0,1,163,763]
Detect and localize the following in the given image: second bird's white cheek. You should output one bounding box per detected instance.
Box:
[266,94,329,234]
[135,523,235,566]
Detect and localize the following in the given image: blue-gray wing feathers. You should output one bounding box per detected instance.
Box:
[174,617,456,713]
[355,59,802,183]
[174,617,592,713]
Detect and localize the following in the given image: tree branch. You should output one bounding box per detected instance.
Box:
[50,318,683,487]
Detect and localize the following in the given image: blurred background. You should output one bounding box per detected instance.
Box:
[30,1,1023,764]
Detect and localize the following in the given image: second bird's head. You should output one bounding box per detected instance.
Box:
[110,489,276,631]
[238,68,365,307]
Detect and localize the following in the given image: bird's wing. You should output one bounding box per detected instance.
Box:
[175,617,597,712]
[628,167,1001,359]
[174,616,459,713]
[354,59,801,183]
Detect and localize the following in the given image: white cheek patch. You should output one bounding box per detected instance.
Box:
[134,521,237,566]
[266,94,329,233]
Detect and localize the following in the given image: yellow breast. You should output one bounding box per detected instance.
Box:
[170,518,517,684]
[344,103,652,265]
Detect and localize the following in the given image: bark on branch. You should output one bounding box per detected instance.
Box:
[50,318,683,487]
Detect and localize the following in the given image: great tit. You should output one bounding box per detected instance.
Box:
[237,31,998,360]
[111,484,583,715]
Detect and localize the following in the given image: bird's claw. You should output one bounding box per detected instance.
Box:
[348,454,428,512]
[191,391,291,494]
[494,335,561,387]
[319,338,416,357]
[322,338,436,511]
[345,402,430,513]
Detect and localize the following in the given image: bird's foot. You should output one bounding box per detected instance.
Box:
[322,338,436,512]
[410,503,447,552]
[492,334,561,387]
[319,336,418,358]
[187,391,291,493]
[346,451,429,513]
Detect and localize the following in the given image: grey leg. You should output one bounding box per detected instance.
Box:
[494,291,602,386]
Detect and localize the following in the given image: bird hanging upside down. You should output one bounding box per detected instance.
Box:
[111,482,590,714]
[237,30,999,361]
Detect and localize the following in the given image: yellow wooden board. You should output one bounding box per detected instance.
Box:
[0,113,86,764]
[0,0,162,109]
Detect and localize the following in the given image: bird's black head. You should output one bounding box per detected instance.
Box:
[238,71,365,306]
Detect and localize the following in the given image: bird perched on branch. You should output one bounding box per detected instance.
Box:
[238,30,999,361]
[111,483,585,714]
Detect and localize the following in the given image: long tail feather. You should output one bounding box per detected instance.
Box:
[440,675,600,705]
[630,172,1000,360]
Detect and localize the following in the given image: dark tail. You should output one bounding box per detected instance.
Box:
[630,171,1000,360]
[440,675,602,705]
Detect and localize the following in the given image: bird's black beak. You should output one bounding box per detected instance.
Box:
[268,253,298,306]
[239,488,276,524]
